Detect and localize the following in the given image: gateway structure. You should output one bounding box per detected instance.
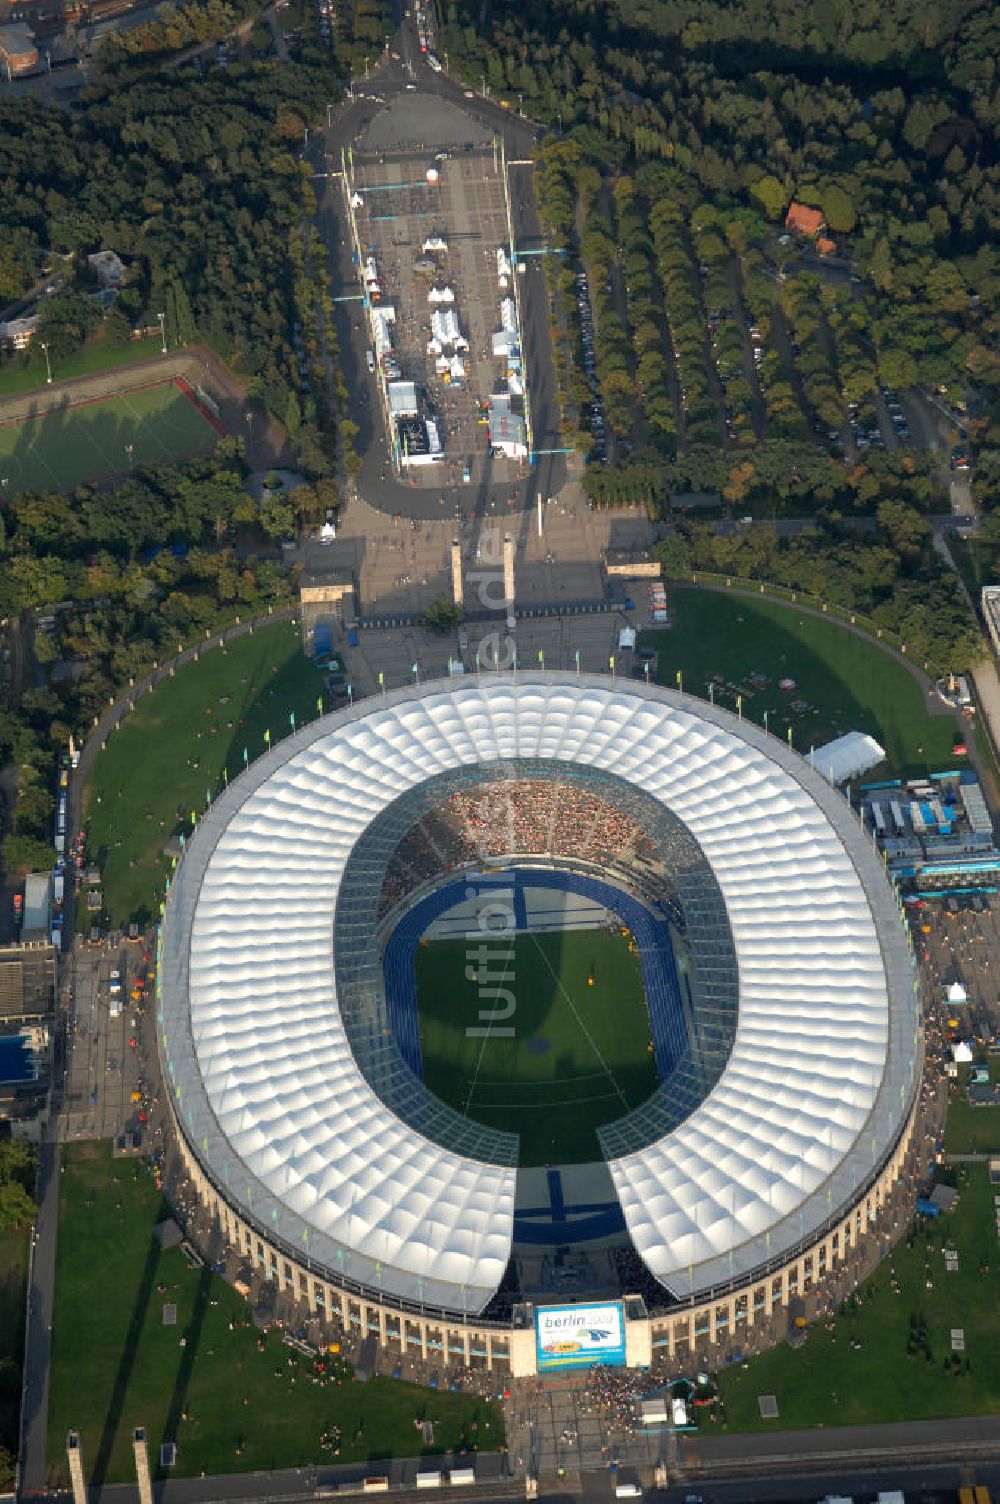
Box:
[158,676,920,1373]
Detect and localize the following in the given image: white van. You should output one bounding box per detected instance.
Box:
[366,349,376,373]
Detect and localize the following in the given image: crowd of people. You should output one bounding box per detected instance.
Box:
[377,780,665,917]
[586,1364,650,1432]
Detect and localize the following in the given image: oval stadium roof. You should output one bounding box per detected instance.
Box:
[158,675,918,1315]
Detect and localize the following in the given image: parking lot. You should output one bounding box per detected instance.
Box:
[348,143,530,493]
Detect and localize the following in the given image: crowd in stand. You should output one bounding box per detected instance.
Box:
[377,781,664,917]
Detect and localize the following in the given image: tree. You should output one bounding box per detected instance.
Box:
[259,493,296,540]
[2,834,57,875]
[749,175,786,221]
[284,390,302,440]
[822,185,856,233]
[424,594,462,635]
[879,347,917,389]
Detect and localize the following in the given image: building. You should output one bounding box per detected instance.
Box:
[22,873,51,943]
[488,394,527,459]
[159,675,919,1374]
[0,21,37,73]
[0,942,55,1022]
[785,202,826,238]
[604,548,661,579]
[299,566,356,635]
[0,315,39,351]
[86,250,126,288]
[982,586,1000,663]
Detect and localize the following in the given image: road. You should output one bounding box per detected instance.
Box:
[310,27,566,521]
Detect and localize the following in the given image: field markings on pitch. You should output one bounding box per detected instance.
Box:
[460,930,518,1117]
[525,928,631,1112]
[118,386,184,464]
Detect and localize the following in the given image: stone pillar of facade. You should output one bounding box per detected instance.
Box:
[451,541,464,607]
[502,534,515,610]
[133,1427,153,1504]
[67,1432,87,1504]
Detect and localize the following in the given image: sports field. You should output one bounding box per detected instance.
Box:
[641,588,959,776]
[415,929,658,1165]
[0,380,219,495]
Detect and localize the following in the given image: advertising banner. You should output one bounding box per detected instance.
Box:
[535,1301,626,1371]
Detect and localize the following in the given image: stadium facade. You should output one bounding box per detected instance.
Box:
[158,675,921,1376]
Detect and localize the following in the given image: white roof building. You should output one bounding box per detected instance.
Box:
[370,305,396,358]
[0,316,39,351]
[387,380,418,416]
[87,249,126,287]
[489,394,528,458]
[159,677,915,1315]
[500,296,517,332]
[429,308,468,351]
[806,731,886,785]
[427,286,455,304]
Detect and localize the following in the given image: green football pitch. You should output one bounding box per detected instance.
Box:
[415,928,659,1165]
[0,380,219,495]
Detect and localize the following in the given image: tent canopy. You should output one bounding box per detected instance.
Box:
[807,731,886,785]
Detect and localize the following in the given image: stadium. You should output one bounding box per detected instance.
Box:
[158,675,921,1376]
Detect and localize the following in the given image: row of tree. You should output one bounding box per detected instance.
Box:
[657,506,981,668]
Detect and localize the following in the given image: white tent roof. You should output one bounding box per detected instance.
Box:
[387,380,418,416]
[947,981,968,1004]
[953,1041,974,1062]
[806,731,886,785]
[159,677,915,1314]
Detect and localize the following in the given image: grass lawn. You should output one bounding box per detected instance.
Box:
[949,534,994,605]
[0,1224,29,1490]
[81,621,327,925]
[415,929,657,1165]
[0,334,165,400]
[944,1102,1000,1154]
[0,380,217,497]
[47,1143,502,1487]
[943,1067,1000,1154]
[716,1165,1000,1430]
[641,588,959,777]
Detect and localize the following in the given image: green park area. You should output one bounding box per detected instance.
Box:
[641,588,960,777]
[943,1062,1000,1156]
[0,334,165,400]
[47,1143,501,1487]
[0,380,218,497]
[0,1224,28,1490]
[717,1164,1000,1430]
[415,929,657,1165]
[81,621,327,926]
